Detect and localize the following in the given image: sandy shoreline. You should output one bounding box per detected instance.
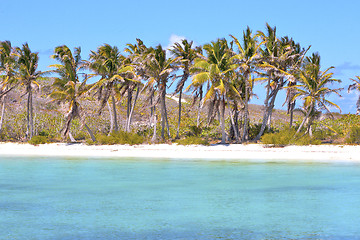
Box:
[1,142,360,163]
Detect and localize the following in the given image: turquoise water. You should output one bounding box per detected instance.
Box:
[1,157,360,239]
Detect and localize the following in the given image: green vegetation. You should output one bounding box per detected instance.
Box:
[175,136,209,146]
[346,126,360,144]
[261,129,321,147]
[89,131,144,145]
[1,24,360,146]
[28,135,48,145]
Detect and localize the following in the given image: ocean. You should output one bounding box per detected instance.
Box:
[1,157,360,239]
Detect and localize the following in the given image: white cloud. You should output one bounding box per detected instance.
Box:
[166,34,186,50]
[165,34,186,58]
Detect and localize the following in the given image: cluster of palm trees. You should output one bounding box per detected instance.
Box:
[0,24,346,143]
[0,41,47,139]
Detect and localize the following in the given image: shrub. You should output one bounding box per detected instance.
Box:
[346,126,360,144]
[38,130,49,137]
[28,135,48,145]
[185,125,203,137]
[175,136,209,146]
[261,128,321,146]
[73,131,87,140]
[93,131,145,145]
[248,123,277,140]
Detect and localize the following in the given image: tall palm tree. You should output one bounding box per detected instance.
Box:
[255,24,301,140]
[190,39,235,144]
[348,76,360,114]
[282,38,309,128]
[49,45,96,142]
[291,53,341,135]
[125,39,155,131]
[15,43,47,139]
[0,41,17,134]
[88,44,137,134]
[143,44,178,141]
[124,39,150,132]
[230,26,264,142]
[170,39,201,138]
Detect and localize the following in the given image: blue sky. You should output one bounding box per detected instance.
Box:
[1,0,360,113]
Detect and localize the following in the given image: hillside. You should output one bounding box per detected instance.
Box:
[0,81,348,144]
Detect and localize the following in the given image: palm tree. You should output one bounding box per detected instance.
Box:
[49,45,96,142]
[282,38,309,128]
[123,39,150,132]
[348,76,360,114]
[170,39,201,138]
[255,24,302,140]
[125,39,155,131]
[142,44,178,141]
[0,41,17,134]
[15,43,47,139]
[230,26,264,142]
[190,39,235,144]
[291,53,341,136]
[88,44,137,134]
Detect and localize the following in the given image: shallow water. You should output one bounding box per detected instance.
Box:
[1,157,360,239]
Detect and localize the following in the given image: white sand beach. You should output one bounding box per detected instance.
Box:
[0,142,359,163]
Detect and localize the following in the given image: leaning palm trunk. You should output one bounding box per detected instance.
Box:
[62,102,96,142]
[255,79,282,141]
[61,103,78,138]
[296,107,312,135]
[84,123,96,142]
[126,84,141,132]
[68,132,76,142]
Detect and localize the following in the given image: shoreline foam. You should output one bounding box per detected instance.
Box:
[0,142,359,163]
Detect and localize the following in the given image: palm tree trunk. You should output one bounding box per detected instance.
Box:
[84,123,96,142]
[207,99,215,127]
[160,89,166,140]
[255,85,280,141]
[149,93,154,128]
[111,95,118,132]
[176,90,183,139]
[26,88,34,139]
[126,84,140,132]
[152,113,157,142]
[127,88,132,121]
[242,83,249,142]
[164,103,170,138]
[220,97,226,144]
[197,86,203,127]
[68,131,76,142]
[289,107,294,128]
[226,99,239,143]
[296,108,311,135]
[107,101,114,135]
[308,125,313,138]
[0,96,6,134]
